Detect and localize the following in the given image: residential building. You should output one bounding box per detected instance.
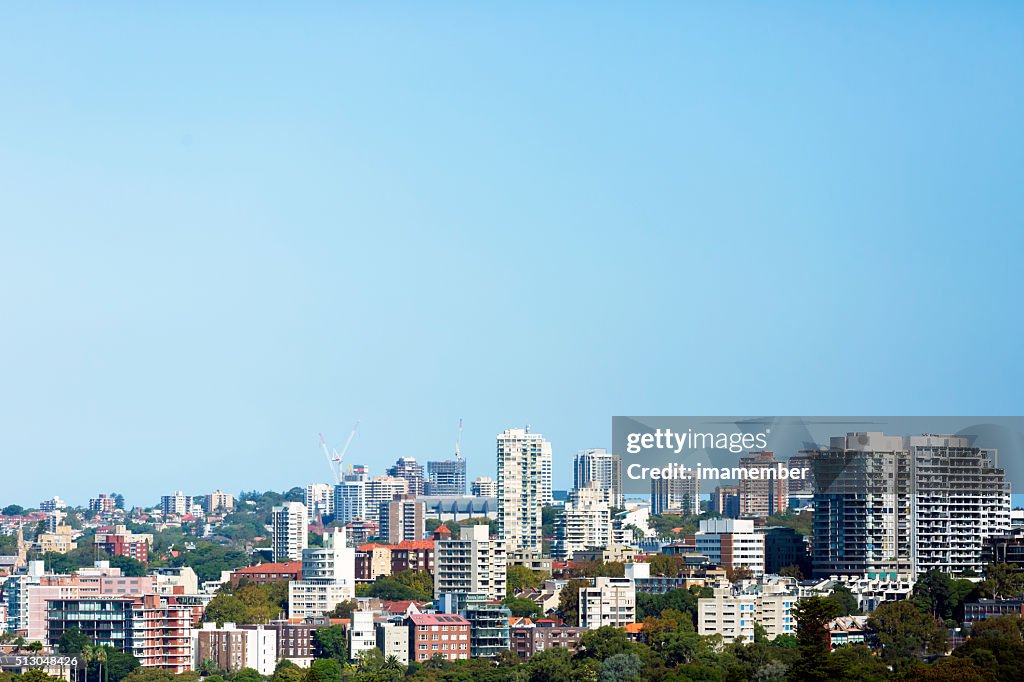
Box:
[711,486,740,518]
[305,483,334,519]
[89,494,117,515]
[333,479,366,526]
[697,577,798,643]
[364,476,409,525]
[738,451,789,519]
[95,525,153,563]
[192,622,276,675]
[462,594,511,657]
[651,473,700,516]
[390,540,435,574]
[497,428,551,553]
[426,459,467,496]
[348,611,376,661]
[692,519,765,577]
[288,528,356,619]
[471,477,498,498]
[381,495,424,544]
[271,502,309,562]
[355,544,393,582]
[387,458,426,496]
[811,432,1009,578]
[37,524,77,555]
[964,599,1024,625]
[434,525,506,600]
[552,483,612,560]
[229,562,302,588]
[406,613,470,662]
[579,577,635,629]
[510,619,584,658]
[47,594,193,672]
[39,497,67,512]
[573,449,623,507]
[204,490,235,514]
[161,492,193,517]
[376,621,409,665]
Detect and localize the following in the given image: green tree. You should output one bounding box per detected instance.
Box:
[229,668,265,682]
[830,584,860,617]
[507,564,546,592]
[57,627,88,654]
[304,659,341,682]
[503,596,542,618]
[556,579,590,627]
[788,596,840,682]
[2,505,25,516]
[953,615,1024,682]
[526,646,577,682]
[312,625,348,662]
[271,661,304,682]
[868,600,946,666]
[598,653,642,682]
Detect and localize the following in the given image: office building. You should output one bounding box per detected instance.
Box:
[387,458,426,496]
[737,451,788,519]
[573,449,623,508]
[579,577,636,629]
[271,502,309,562]
[381,495,424,544]
[497,428,550,553]
[426,459,467,496]
[471,477,498,498]
[434,525,506,600]
[761,526,810,576]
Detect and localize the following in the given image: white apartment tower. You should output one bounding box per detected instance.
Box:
[271,502,309,562]
[305,483,334,518]
[333,479,367,526]
[288,527,356,618]
[471,477,498,498]
[573,449,623,507]
[553,483,613,560]
[365,476,409,525]
[579,577,636,629]
[434,524,507,601]
[497,428,551,553]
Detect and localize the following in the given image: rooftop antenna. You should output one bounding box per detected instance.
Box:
[455,418,464,460]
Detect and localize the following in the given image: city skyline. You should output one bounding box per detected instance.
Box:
[3,4,1023,505]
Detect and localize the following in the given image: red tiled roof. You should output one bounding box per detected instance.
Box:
[393,540,435,550]
[233,561,302,575]
[358,543,391,551]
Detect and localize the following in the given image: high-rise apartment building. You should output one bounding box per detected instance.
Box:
[471,477,498,498]
[738,451,788,519]
[552,484,612,560]
[434,525,507,600]
[288,528,356,618]
[811,432,1010,578]
[304,483,333,518]
[333,479,366,526]
[204,490,234,514]
[387,457,426,496]
[271,502,309,562]
[365,476,409,524]
[651,473,700,515]
[381,494,425,544]
[573,449,623,507]
[426,459,467,496]
[497,428,551,553]
[161,492,193,517]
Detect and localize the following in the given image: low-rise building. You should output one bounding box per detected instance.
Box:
[510,618,584,658]
[697,576,798,643]
[230,562,302,588]
[192,622,276,675]
[406,613,470,662]
[376,621,410,665]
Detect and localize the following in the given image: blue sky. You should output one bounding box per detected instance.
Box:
[2,3,1022,507]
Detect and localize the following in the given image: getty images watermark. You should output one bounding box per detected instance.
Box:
[611,416,1024,495]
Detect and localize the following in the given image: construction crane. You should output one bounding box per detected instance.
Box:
[318,422,360,485]
[455,418,463,460]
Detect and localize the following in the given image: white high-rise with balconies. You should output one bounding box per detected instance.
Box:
[497,428,551,553]
[434,524,507,600]
[288,527,356,618]
[553,483,613,560]
[271,502,308,562]
[573,449,623,508]
[364,476,409,525]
